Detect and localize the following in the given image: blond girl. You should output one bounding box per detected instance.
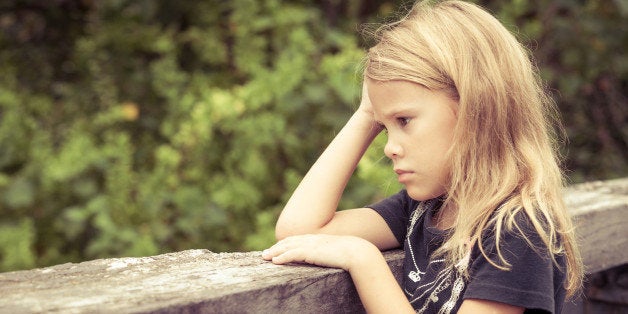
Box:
[262,1,583,313]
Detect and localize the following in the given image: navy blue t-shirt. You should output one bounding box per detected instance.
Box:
[367,190,567,313]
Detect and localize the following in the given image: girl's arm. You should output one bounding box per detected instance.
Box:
[262,234,415,313]
[275,111,380,239]
[458,299,524,314]
[265,82,410,312]
[275,82,396,249]
[349,240,417,313]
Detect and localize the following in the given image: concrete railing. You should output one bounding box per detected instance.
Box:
[1,178,627,313]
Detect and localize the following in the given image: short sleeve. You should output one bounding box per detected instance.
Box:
[463,216,567,313]
[366,189,419,245]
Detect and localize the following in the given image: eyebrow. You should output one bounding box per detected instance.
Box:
[375,104,417,122]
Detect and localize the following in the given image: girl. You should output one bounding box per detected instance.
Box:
[262,1,583,313]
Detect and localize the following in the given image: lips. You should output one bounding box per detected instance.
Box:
[394,169,413,183]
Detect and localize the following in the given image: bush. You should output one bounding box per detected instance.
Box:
[0,0,625,271]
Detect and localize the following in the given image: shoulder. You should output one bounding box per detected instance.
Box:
[367,189,418,210]
[365,189,422,244]
[366,189,421,221]
[471,208,566,277]
[479,208,556,260]
[464,209,567,313]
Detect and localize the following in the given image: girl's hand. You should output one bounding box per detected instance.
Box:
[357,78,375,117]
[262,234,377,271]
[356,78,383,132]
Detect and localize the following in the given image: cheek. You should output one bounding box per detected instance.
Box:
[423,121,456,175]
[437,113,457,150]
[422,121,456,153]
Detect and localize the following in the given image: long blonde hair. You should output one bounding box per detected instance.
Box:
[364,0,583,297]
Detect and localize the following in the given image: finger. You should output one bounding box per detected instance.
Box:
[261,249,273,260]
[261,236,307,260]
[271,248,308,265]
[262,244,286,260]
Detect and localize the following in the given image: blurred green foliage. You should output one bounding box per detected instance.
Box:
[0,0,625,272]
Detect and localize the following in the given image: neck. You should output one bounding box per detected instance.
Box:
[434,201,458,230]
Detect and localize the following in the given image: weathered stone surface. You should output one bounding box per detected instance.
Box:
[564,178,628,273]
[0,248,404,313]
[0,178,626,313]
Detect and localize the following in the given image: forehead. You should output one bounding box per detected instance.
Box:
[367,80,427,115]
[366,79,458,121]
[372,102,417,122]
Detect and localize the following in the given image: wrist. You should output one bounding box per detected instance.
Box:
[346,237,383,272]
[350,110,383,136]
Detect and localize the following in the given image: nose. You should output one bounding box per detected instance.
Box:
[384,134,403,160]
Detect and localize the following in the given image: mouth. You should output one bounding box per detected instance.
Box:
[394,169,413,183]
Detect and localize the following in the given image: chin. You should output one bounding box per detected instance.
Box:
[406,186,447,201]
[406,187,443,201]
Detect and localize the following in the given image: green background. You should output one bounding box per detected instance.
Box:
[0,0,626,272]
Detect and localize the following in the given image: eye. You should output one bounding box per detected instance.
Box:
[397,117,411,127]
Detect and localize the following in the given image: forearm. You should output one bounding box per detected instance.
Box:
[349,242,415,313]
[275,111,381,239]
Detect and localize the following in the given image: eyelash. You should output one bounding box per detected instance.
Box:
[397,117,411,127]
[378,118,411,133]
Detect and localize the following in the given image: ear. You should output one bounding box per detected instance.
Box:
[445,87,460,118]
[447,97,459,118]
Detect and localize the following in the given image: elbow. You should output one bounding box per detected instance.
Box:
[274,222,295,241]
[274,221,321,241]
[274,209,334,241]
[274,229,288,242]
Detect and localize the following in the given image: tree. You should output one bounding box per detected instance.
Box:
[0,0,625,272]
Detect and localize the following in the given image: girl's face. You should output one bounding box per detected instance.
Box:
[367,79,458,201]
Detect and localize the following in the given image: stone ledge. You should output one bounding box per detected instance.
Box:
[0,178,626,313]
[0,249,403,313]
[563,178,628,273]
